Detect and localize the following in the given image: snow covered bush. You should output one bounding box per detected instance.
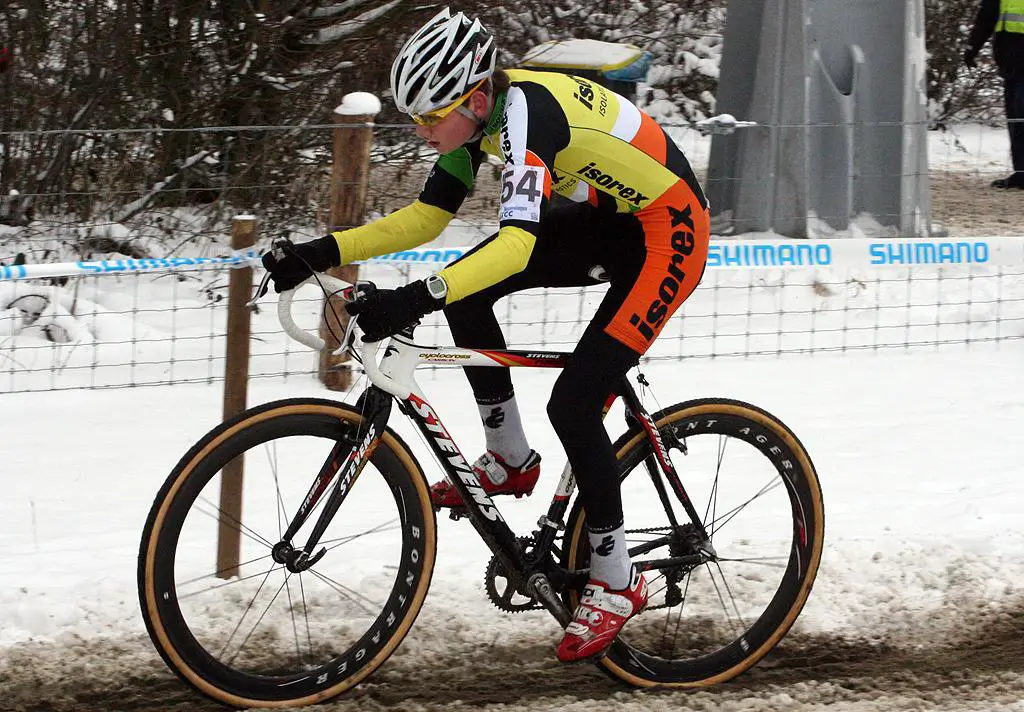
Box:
[487,0,725,124]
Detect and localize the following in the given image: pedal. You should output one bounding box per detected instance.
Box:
[448,507,467,521]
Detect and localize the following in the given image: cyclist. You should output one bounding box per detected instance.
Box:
[262,8,710,662]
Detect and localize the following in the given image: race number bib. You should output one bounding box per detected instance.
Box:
[499,165,544,223]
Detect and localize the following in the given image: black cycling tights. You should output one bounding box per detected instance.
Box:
[443,203,645,531]
[448,307,638,531]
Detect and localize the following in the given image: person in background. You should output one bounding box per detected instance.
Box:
[965,0,1024,189]
[262,8,710,661]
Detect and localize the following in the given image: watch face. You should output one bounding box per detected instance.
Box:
[427,276,447,299]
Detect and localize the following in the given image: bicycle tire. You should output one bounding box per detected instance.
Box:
[138,398,436,708]
[562,397,824,687]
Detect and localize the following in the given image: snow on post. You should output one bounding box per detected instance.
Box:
[334,92,381,118]
[324,92,379,390]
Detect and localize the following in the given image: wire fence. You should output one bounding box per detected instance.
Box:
[2,258,1021,393]
[1,119,1022,393]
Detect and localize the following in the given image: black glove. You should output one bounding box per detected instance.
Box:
[260,236,341,293]
[345,279,444,342]
[964,47,978,69]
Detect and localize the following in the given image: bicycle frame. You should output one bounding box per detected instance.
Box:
[268,276,713,619]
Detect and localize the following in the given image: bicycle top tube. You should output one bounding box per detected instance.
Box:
[360,339,572,399]
[274,274,572,400]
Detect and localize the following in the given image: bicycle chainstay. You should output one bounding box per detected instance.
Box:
[481,524,709,614]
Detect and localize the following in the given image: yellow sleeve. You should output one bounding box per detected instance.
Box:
[332,200,453,264]
[437,226,536,303]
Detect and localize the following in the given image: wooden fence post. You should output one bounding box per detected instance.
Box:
[319,92,382,390]
[216,214,256,579]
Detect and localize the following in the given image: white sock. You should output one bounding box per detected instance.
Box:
[478,395,531,466]
[588,523,631,590]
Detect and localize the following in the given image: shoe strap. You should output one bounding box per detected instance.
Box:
[472,452,508,485]
[579,583,636,618]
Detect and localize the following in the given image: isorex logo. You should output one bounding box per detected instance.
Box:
[629,204,695,341]
[571,77,608,116]
[575,162,649,205]
[500,108,513,164]
[409,396,504,522]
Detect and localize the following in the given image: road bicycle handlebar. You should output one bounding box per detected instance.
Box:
[274,273,353,352]
[261,273,403,396]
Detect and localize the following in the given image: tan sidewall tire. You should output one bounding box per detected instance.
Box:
[565,400,824,688]
[140,401,436,708]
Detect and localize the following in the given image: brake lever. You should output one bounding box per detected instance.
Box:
[249,271,274,307]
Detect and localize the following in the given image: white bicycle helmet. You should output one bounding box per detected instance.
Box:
[390,8,497,117]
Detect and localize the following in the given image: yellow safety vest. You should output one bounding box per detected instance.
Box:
[997,0,1024,33]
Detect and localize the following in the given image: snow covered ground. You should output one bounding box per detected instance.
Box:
[1,338,1022,710]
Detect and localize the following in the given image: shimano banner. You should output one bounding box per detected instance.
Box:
[2,238,1021,282]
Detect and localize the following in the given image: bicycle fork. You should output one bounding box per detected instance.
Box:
[271,388,394,573]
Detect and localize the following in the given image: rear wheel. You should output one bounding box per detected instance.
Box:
[138,398,436,708]
[563,398,824,687]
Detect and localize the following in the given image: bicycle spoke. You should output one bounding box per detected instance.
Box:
[318,519,401,551]
[645,571,667,588]
[707,477,784,534]
[715,555,789,569]
[702,562,746,639]
[306,567,382,618]
[284,567,302,667]
[194,496,275,549]
[704,434,727,539]
[225,573,292,666]
[177,555,278,593]
[265,440,288,540]
[218,565,280,662]
[665,571,693,658]
[299,572,313,666]
[176,569,280,602]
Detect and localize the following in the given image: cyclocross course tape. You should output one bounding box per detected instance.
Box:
[2,237,1021,281]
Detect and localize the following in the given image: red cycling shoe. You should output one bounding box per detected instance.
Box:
[430,450,541,508]
[557,567,648,662]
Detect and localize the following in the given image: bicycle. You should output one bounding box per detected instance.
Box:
[138,272,824,708]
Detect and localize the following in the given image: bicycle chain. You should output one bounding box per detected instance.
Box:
[625,525,705,611]
[483,528,694,613]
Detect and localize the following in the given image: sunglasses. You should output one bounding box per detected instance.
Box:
[411,79,487,126]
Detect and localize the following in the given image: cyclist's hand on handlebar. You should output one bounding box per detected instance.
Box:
[345,279,444,342]
[260,236,341,294]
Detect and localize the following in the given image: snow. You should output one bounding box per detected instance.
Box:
[335,91,382,117]
[926,122,1015,173]
[308,0,404,45]
[694,113,758,135]
[1,340,1022,708]
[522,39,645,70]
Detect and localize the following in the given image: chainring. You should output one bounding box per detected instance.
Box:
[484,537,543,613]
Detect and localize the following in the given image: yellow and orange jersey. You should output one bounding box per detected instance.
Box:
[333,68,707,303]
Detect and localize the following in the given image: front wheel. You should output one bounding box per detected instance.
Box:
[563,398,824,687]
[138,398,436,708]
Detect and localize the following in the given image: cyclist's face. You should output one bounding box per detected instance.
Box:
[414,91,487,155]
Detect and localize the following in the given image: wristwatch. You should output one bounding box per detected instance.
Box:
[425,274,448,302]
